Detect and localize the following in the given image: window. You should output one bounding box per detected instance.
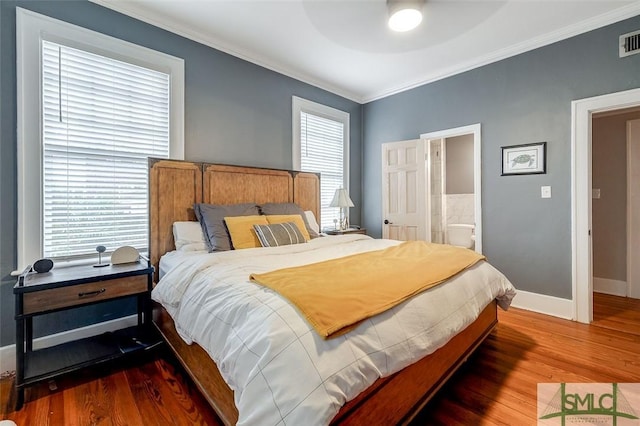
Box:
[292,97,350,230]
[17,8,184,269]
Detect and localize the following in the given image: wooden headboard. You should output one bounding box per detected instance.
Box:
[149,159,320,281]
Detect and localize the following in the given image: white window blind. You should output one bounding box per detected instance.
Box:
[299,111,345,230]
[41,40,170,259]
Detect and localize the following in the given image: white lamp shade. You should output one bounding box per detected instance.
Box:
[329,188,354,208]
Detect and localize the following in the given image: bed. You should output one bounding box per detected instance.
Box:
[148,158,516,425]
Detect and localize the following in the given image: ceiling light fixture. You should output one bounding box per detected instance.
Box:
[387,0,425,32]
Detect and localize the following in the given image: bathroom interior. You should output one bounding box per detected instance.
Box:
[428,134,475,249]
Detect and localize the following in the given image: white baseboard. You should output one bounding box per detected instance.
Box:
[0,315,138,375]
[593,277,627,297]
[510,290,574,320]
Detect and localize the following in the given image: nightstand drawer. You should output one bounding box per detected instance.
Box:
[23,275,147,315]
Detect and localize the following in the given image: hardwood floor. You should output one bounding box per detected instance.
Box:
[414,294,640,425]
[593,292,640,336]
[2,295,639,425]
[0,349,222,426]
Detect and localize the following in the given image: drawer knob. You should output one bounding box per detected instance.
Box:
[78,288,106,298]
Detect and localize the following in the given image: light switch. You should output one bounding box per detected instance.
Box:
[541,186,552,198]
[593,188,601,199]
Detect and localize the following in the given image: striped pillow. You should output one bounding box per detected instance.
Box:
[253,222,307,247]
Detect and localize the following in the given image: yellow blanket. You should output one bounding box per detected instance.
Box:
[249,241,485,338]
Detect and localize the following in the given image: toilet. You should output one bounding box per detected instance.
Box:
[446,224,475,249]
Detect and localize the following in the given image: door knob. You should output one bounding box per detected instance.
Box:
[384,219,392,225]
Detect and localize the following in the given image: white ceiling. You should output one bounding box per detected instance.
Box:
[93,0,640,103]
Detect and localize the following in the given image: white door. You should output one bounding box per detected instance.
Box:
[628,119,640,299]
[381,139,426,241]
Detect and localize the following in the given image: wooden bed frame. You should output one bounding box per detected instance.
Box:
[149,158,498,425]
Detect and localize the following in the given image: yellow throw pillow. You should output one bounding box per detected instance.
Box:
[265,215,310,241]
[224,215,269,249]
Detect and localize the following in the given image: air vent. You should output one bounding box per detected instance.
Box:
[620,29,640,57]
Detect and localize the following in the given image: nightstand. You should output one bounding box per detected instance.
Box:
[13,259,161,410]
[324,227,367,236]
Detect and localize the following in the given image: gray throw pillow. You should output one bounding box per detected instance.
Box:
[253,222,307,247]
[259,203,320,238]
[194,203,260,251]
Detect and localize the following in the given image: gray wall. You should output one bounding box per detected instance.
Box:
[0,1,362,346]
[592,110,640,281]
[362,15,640,299]
[445,134,474,194]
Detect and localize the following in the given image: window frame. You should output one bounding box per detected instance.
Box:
[16,8,184,271]
[292,96,350,228]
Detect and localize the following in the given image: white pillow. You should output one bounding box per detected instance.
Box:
[173,221,206,250]
[179,242,208,252]
[304,211,320,235]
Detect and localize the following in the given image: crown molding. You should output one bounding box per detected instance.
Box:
[363,2,640,102]
[90,0,363,103]
[91,0,640,105]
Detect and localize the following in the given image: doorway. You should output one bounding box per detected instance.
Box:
[425,135,476,247]
[592,112,640,298]
[571,87,640,323]
[421,124,482,253]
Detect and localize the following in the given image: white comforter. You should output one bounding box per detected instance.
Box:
[152,235,516,425]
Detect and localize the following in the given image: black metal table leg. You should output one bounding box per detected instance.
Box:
[15,307,25,410]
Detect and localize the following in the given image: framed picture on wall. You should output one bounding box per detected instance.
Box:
[501,142,546,176]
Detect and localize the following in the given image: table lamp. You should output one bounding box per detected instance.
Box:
[329,188,354,231]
